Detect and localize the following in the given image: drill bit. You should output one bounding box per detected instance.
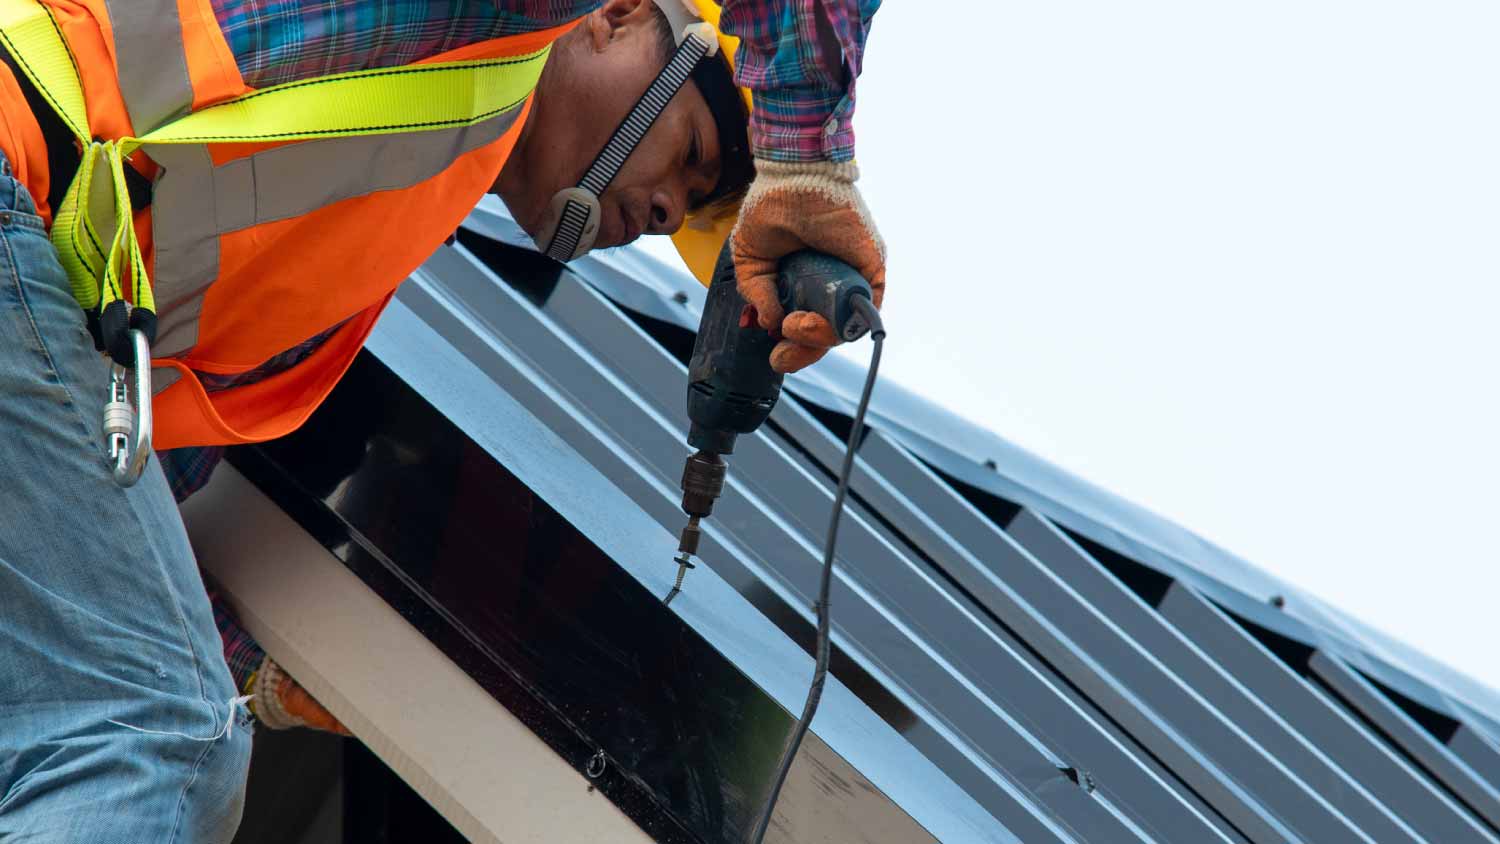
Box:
[665,450,725,605]
[664,516,701,605]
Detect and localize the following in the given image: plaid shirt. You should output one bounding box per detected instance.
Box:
[210,0,879,162]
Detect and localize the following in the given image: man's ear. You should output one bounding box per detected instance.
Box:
[593,0,652,48]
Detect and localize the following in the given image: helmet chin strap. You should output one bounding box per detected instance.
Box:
[538,22,717,262]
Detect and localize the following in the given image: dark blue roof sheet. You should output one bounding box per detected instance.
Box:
[464,198,1500,733]
[424,199,1500,842]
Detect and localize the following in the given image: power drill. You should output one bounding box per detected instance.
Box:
[670,243,877,593]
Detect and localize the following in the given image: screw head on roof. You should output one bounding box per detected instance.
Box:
[585,748,607,779]
[1058,765,1096,794]
[1269,594,1286,609]
[672,291,690,305]
[983,459,998,471]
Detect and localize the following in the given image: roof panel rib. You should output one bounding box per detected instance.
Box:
[1310,651,1500,834]
[1155,582,1499,844]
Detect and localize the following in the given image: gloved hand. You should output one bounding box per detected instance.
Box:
[731,160,886,374]
[250,656,351,735]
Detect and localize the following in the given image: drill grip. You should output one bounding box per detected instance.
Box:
[685,245,875,454]
[776,251,875,343]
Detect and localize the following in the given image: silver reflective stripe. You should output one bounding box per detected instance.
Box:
[102,0,193,134]
[146,103,526,365]
[148,144,217,360]
[211,109,523,229]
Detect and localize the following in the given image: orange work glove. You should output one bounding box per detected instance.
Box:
[249,656,351,735]
[731,160,886,374]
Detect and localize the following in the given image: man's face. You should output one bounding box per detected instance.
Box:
[495,0,724,250]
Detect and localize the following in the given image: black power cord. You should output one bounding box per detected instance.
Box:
[749,295,885,844]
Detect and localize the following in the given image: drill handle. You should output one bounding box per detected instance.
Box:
[776,251,875,343]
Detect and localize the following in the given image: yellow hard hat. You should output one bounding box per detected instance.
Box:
[657,0,754,285]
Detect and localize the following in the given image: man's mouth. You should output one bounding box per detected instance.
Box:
[618,204,643,246]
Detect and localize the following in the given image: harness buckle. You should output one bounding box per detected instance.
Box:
[102,327,152,487]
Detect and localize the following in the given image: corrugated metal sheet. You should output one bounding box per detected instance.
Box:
[371,198,1500,843]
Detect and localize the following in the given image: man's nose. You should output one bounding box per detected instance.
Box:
[649,188,686,235]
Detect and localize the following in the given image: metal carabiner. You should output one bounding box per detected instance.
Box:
[102,328,153,487]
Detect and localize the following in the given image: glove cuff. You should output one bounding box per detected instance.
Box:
[249,657,304,730]
[738,160,885,264]
[751,159,860,185]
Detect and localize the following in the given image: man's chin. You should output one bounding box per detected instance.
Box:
[590,228,636,251]
[493,196,641,255]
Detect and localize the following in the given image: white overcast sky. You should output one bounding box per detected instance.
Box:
[646,2,1500,697]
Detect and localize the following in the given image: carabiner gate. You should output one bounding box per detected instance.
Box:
[102,328,153,487]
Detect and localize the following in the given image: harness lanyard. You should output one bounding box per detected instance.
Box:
[0,0,550,484]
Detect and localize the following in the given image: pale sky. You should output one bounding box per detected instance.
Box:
[643,2,1500,698]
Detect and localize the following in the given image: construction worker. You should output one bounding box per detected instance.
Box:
[0,0,882,840]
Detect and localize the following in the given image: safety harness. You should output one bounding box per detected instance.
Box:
[0,0,551,484]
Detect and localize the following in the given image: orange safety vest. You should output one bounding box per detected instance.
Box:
[0,1,573,449]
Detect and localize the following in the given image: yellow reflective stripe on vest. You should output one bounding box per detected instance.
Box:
[134,57,547,146]
[0,0,548,329]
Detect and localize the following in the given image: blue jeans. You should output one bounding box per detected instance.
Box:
[0,153,251,841]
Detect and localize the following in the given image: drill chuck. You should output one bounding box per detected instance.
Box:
[679,450,726,519]
[676,450,725,562]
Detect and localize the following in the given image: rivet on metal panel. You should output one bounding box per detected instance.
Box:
[585,748,607,779]
[672,291,690,305]
[983,459,997,471]
[1269,594,1286,609]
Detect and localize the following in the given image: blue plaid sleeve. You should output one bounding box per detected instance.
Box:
[210,1,590,88]
[720,0,881,162]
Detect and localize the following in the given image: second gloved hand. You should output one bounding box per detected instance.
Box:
[731,160,886,374]
[250,656,351,735]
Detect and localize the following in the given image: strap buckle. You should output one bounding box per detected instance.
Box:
[102,327,152,487]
